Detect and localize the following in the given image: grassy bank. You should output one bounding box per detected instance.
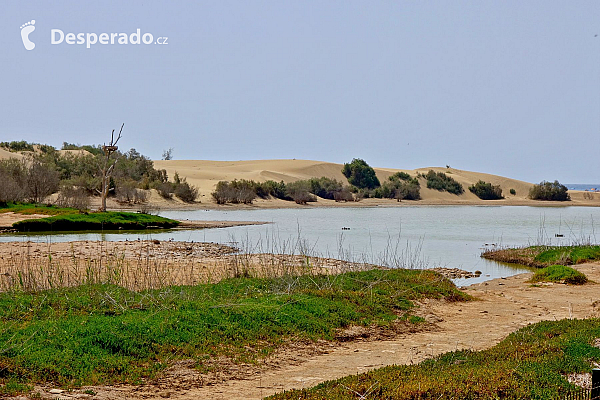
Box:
[481,245,600,268]
[269,318,600,400]
[0,269,468,395]
[11,211,179,231]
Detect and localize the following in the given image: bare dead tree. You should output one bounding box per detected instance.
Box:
[99,123,124,212]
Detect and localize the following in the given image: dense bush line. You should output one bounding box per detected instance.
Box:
[468,180,503,200]
[0,140,199,206]
[212,177,356,205]
[529,180,570,201]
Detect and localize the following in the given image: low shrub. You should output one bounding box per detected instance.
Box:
[333,187,354,202]
[529,180,570,201]
[55,186,90,211]
[253,180,288,200]
[174,179,198,203]
[530,265,588,285]
[510,188,516,195]
[422,170,464,195]
[212,180,256,204]
[308,177,344,200]
[285,181,317,204]
[116,180,148,204]
[155,182,174,199]
[468,180,503,200]
[380,172,420,200]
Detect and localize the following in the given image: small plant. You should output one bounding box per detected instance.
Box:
[530,265,588,285]
[510,188,516,195]
[468,180,503,200]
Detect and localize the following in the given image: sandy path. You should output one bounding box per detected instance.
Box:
[181,263,600,400]
[28,263,600,400]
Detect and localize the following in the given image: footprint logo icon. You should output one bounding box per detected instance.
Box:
[20,20,36,50]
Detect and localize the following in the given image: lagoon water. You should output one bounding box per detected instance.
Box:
[3,206,599,285]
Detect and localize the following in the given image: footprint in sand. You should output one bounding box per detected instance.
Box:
[20,20,36,50]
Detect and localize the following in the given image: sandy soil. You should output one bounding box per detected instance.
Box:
[0,212,51,228]
[13,262,600,400]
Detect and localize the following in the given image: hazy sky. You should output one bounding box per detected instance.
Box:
[2,1,599,183]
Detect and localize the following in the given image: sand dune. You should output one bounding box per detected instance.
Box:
[0,148,23,161]
[150,159,594,207]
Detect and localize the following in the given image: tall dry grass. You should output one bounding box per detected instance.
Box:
[0,234,388,293]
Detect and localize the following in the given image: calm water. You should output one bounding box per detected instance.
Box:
[567,184,600,191]
[3,206,599,285]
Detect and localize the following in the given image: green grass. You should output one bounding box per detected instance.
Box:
[0,269,468,394]
[0,202,78,216]
[269,318,600,400]
[535,246,600,265]
[530,265,588,285]
[11,211,180,231]
[482,245,600,268]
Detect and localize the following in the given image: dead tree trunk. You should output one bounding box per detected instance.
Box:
[99,123,124,212]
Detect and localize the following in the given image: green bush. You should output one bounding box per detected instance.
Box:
[0,140,35,152]
[529,180,570,201]
[285,180,317,204]
[342,159,380,190]
[174,180,198,203]
[308,177,343,200]
[530,265,588,285]
[373,173,421,201]
[422,170,464,195]
[510,188,516,195]
[155,182,174,199]
[469,180,503,200]
[255,180,289,200]
[389,171,412,181]
[211,180,256,204]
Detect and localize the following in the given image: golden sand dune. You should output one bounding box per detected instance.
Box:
[151,159,574,207]
[0,148,23,160]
